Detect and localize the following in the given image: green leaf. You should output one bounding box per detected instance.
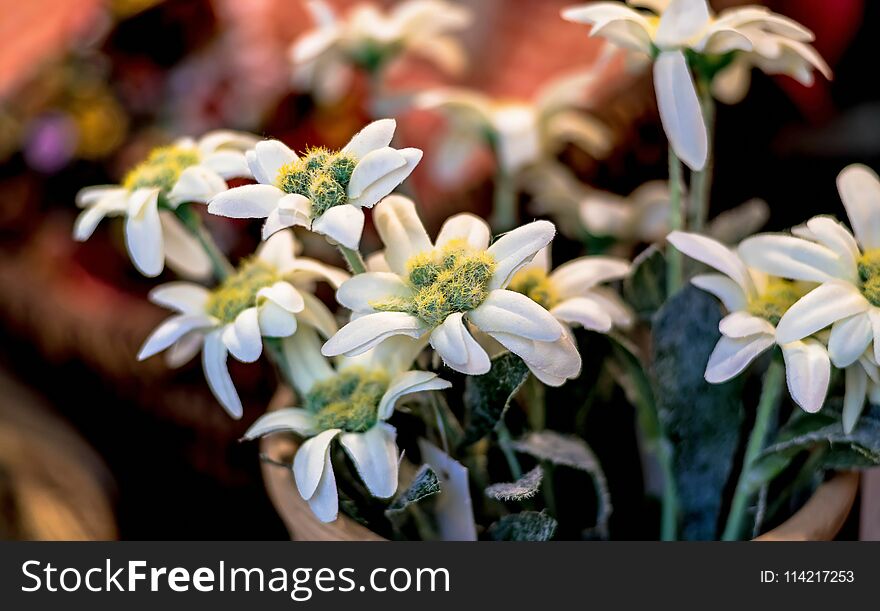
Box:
[623,245,667,320]
[488,511,557,541]
[651,285,744,540]
[385,465,441,520]
[462,352,531,446]
[485,466,543,502]
[512,431,612,537]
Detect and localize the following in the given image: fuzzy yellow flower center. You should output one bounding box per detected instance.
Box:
[275,147,358,218]
[508,268,559,310]
[122,145,200,194]
[205,258,281,323]
[747,279,805,326]
[305,367,391,433]
[371,239,497,327]
[858,249,880,307]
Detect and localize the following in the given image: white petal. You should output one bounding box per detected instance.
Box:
[435,214,492,251]
[307,446,339,523]
[377,370,452,420]
[311,204,365,250]
[705,334,775,383]
[829,314,873,368]
[487,220,556,290]
[667,231,754,296]
[346,148,422,209]
[137,314,213,360]
[550,297,614,333]
[256,228,297,268]
[469,289,562,341]
[346,147,406,199]
[164,331,203,368]
[691,273,748,312]
[258,281,305,313]
[167,166,227,205]
[781,340,831,413]
[775,282,870,344]
[738,233,855,284]
[72,190,128,240]
[254,140,298,185]
[654,50,707,171]
[294,428,340,500]
[373,195,433,275]
[655,0,711,47]
[258,302,298,338]
[148,282,210,314]
[208,184,284,219]
[202,330,242,419]
[488,331,581,386]
[322,312,426,357]
[223,308,263,363]
[549,256,630,298]
[585,287,635,329]
[76,185,127,208]
[201,150,251,179]
[125,189,164,277]
[342,118,396,159]
[340,424,399,499]
[288,257,350,289]
[243,408,318,439]
[159,212,213,280]
[805,216,859,271]
[280,326,336,395]
[718,311,776,339]
[837,164,880,250]
[843,364,868,433]
[336,272,413,312]
[197,130,259,156]
[560,4,653,54]
[299,293,340,339]
[429,313,491,374]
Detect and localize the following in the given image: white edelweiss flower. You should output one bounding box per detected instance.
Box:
[322,195,581,385]
[137,230,348,419]
[416,62,614,181]
[243,327,451,522]
[738,165,880,374]
[74,130,258,278]
[291,0,472,104]
[667,231,830,413]
[580,180,671,244]
[562,0,825,170]
[508,245,633,335]
[208,119,422,250]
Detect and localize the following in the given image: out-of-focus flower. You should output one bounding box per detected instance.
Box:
[208,119,421,250]
[416,67,614,182]
[668,231,829,413]
[74,130,258,278]
[580,181,671,244]
[841,353,880,434]
[323,195,581,385]
[137,231,347,419]
[508,246,633,334]
[562,0,828,170]
[291,0,472,104]
[243,328,449,522]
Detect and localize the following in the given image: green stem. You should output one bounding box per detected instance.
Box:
[337,245,366,275]
[496,423,523,480]
[666,146,684,296]
[722,359,785,541]
[490,166,517,232]
[658,438,679,541]
[525,375,546,431]
[689,79,715,231]
[264,337,295,389]
[174,204,233,281]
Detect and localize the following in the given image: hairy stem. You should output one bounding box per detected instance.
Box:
[337,245,367,275]
[496,422,523,480]
[689,79,716,231]
[174,204,234,281]
[490,166,518,232]
[666,146,684,296]
[722,358,785,541]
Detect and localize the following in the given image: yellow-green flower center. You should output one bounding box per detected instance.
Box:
[371,239,497,327]
[858,249,880,307]
[508,268,559,310]
[275,147,358,219]
[205,258,281,323]
[123,145,200,195]
[747,279,805,326]
[305,367,391,433]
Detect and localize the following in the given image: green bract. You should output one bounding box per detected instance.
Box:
[305,367,391,433]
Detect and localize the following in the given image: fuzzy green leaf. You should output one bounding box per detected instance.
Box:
[385,465,441,518]
[485,466,544,502]
[624,245,667,320]
[462,352,531,445]
[488,511,557,541]
[651,285,744,540]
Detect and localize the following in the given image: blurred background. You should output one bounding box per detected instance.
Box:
[0,0,877,539]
